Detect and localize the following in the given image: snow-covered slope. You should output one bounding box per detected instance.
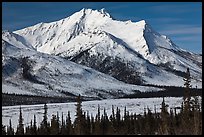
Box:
[2,30,34,50]
[6,8,202,88]
[2,31,163,99]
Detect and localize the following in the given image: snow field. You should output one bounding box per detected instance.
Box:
[2,97,187,132]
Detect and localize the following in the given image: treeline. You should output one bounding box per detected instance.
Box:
[3,86,201,106]
[2,93,98,106]
[122,87,202,98]
[2,94,202,135]
[2,93,76,106]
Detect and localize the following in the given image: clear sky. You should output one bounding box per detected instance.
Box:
[2,2,202,54]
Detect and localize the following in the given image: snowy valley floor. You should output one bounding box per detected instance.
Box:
[2,97,185,131]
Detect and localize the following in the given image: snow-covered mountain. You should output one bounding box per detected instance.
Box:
[3,8,202,91]
[2,30,164,99]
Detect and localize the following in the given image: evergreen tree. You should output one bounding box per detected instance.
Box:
[101,108,109,135]
[7,119,14,135]
[90,114,95,134]
[74,94,85,135]
[124,106,127,121]
[192,96,201,134]
[56,112,60,133]
[109,105,116,134]
[50,114,59,135]
[39,103,49,135]
[123,106,130,134]
[183,67,191,111]
[25,125,31,135]
[60,112,66,135]
[65,111,73,135]
[128,113,135,134]
[97,104,100,121]
[85,111,91,135]
[145,107,155,135]
[159,97,169,135]
[16,106,24,135]
[32,115,37,135]
[115,107,121,133]
[94,105,101,134]
[181,68,194,134]
[169,108,175,135]
[137,114,143,134]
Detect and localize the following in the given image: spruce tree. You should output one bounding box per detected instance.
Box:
[145,108,155,135]
[192,96,201,134]
[40,103,49,135]
[115,107,121,133]
[60,112,66,135]
[101,108,109,135]
[16,106,24,135]
[124,106,127,121]
[110,105,116,134]
[56,112,60,134]
[183,67,191,111]
[7,119,14,135]
[33,115,37,135]
[94,105,101,134]
[85,111,91,135]
[50,114,59,135]
[25,125,31,135]
[74,94,85,135]
[181,68,193,134]
[66,111,73,135]
[123,106,129,134]
[169,108,175,135]
[90,114,95,134]
[159,97,169,135]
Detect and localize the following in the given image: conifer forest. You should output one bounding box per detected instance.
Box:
[2,94,202,135]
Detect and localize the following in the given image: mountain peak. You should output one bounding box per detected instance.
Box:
[137,20,147,24]
[135,20,150,30]
[136,20,151,29]
[99,8,111,17]
[78,8,111,18]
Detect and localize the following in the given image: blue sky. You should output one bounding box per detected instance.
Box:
[2,2,202,54]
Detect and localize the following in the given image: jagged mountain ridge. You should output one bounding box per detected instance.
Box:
[5,8,202,88]
[2,31,164,99]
